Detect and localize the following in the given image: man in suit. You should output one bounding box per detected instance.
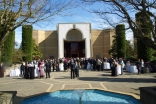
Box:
[70,59,75,79]
[45,60,51,78]
[20,62,25,76]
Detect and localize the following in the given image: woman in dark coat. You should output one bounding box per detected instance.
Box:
[24,62,29,79]
[64,59,68,71]
[111,60,117,76]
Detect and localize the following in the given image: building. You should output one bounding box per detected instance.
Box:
[32,23,115,59]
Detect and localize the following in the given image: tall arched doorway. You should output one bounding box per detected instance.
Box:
[58,23,91,58]
[64,29,85,58]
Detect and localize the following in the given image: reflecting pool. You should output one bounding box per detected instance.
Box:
[20,89,141,104]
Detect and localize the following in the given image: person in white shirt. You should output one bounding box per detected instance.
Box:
[126,60,130,72]
[140,59,144,74]
[119,58,125,75]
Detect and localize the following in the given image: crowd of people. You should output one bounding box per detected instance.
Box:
[20,57,146,79]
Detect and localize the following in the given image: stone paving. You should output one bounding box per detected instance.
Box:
[0,69,156,104]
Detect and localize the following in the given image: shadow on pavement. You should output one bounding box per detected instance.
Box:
[77,77,156,83]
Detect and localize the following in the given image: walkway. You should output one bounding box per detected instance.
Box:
[0,69,156,104]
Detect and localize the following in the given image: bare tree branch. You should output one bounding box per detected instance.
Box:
[82,0,156,49]
[0,0,79,50]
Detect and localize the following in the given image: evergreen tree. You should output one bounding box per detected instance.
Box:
[32,39,42,60]
[109,36,117,58]
[1,31,15,66]
[109,37,136,58]
[13,48,26,64]
[21,25,33,62]
[116,24,126,58]
[135,12,153,62]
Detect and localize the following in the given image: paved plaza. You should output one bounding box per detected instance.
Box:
[0,69,156,104]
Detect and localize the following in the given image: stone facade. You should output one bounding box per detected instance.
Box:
[91,29,115,58]
[32,23,115,59]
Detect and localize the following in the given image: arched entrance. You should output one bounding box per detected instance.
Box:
[58,23,91,58]
[64,29,85,58]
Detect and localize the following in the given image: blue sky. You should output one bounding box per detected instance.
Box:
[15,2,133,46]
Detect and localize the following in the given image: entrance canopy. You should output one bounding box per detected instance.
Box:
[57,23,91,58]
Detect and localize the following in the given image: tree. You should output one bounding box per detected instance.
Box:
[136,12,153,61]
[13,48,25,64]
[1,31,15,66]
[0,0,78,50]
[22,26,42,61]
[32,39,42,60]
[116,24,126,58]
[82,0,156,49]
[22,25,32,62]
[153,50,156,59]
[109,37,136,58]
[126,40,137,58]
[109,36,117,58]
